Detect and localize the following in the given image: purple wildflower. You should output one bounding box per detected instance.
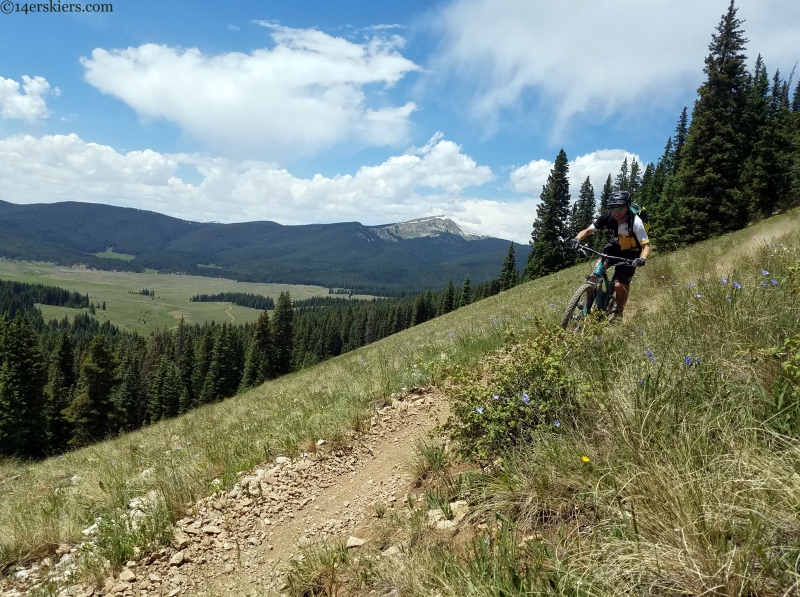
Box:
[638,380,644,386]
[721,277,728,284]
[595,337,601,343]
[771,279,778,286]
[522,393,530,405]
[554,420,561,428]
[695,293,702,298]
[761,270,769,276]
[476,407,484,414]
[683,356,694,366]
[492,394,500,401]
[726,296,732,301]
[733,282,742,290]
[761,282,767,287]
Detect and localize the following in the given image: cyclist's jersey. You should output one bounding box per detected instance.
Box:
[589,212,650,252]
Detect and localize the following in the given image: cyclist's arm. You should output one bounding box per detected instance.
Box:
[575,227,593,241]
[632,216,651,261]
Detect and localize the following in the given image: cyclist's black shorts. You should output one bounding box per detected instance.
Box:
[602,243,640,285]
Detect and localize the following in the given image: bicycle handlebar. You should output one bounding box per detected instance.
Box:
[572,242,638,268]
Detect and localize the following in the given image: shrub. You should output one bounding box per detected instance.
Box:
[89,496,173,573]
[444,321,584,459]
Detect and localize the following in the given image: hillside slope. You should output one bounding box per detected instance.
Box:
[0,201,528,292]
[2,211,799,596]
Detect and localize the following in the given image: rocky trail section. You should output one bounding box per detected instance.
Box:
[2,388,447,597]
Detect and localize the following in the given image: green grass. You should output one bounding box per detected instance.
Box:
[1,211,799,586]
[0,259,332,332]
[93,248,135,261]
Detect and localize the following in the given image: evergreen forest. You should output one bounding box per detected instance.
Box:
[522,1,800,280]
[0,274,508,458]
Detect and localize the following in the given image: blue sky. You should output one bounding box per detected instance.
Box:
[0,0,798,242]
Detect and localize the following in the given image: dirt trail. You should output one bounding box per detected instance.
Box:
[151,389,445,597]
[11,389,447,597]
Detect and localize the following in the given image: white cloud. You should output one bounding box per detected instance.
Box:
[81,25,420,160]
[452,198,538,243]
[511,149,642,196]
[434,0,800,133]
[0,75,52,124]
[0,133,498,232]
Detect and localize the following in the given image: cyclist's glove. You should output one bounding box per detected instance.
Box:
[633,257,646,267]
[569,238,581,250]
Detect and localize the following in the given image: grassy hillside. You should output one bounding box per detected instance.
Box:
[0,259,331,332]
[0,201,529,292]
[2,211,799,592]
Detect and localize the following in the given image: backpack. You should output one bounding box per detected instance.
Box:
[627,202,650,251]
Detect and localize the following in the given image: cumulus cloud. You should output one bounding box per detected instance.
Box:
[434,0,800,133]
[510,149,642,196]
[0,133,498,232]
[0,75,53,124]
[81,25,420,160]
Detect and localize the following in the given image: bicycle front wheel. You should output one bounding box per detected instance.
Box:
[561,282,595,331]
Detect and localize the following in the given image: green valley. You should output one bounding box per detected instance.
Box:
[0,258,330,333]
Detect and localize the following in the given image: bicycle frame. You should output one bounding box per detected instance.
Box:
[576,243,636,317]
[586,262,614,315]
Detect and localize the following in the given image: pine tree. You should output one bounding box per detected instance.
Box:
[148,352,184,421]
[411,289,434,325]
[272,292,294,377]
[440,280,455,315]
[240,310,274,391]
[44,331,75,451]
[599,174,613,212]
[177,332,195,412]
[523,150,571,280]
[0,317,48,456]
[112,338,147,431]
[458,276,471,308]
[63,335,119,448]
[614,157,630,191]
[575,176,596,231]
[628,159,642,198]
[498,243,519,291]
[192,326,215,402]
[590,174,615,251]
[676,0,750,240]
[673,107,689,171]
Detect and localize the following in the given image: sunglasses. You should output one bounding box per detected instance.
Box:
[611,206,627,212]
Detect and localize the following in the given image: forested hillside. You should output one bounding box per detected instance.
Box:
[0,202,526,294]
[0,270,511,457]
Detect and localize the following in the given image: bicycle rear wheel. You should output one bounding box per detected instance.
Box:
[561,282,595,331]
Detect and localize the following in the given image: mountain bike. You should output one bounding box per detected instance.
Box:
[560,243,638,331]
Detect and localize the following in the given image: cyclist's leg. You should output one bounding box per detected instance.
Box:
[614,281,630,312]
[610,249,639,316]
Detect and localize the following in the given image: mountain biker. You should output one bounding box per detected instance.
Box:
[569,190,651,321]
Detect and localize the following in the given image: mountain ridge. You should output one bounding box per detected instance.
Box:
[0,201,528,293]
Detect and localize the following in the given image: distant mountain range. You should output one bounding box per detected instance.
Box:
[0,201,529,293]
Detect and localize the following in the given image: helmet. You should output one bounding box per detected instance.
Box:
[608,190,631,209]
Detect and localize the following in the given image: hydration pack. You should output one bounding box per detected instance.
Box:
[627,202,650,250]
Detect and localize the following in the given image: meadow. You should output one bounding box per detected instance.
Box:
[0,259,332,333]
[2,210,799,594]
